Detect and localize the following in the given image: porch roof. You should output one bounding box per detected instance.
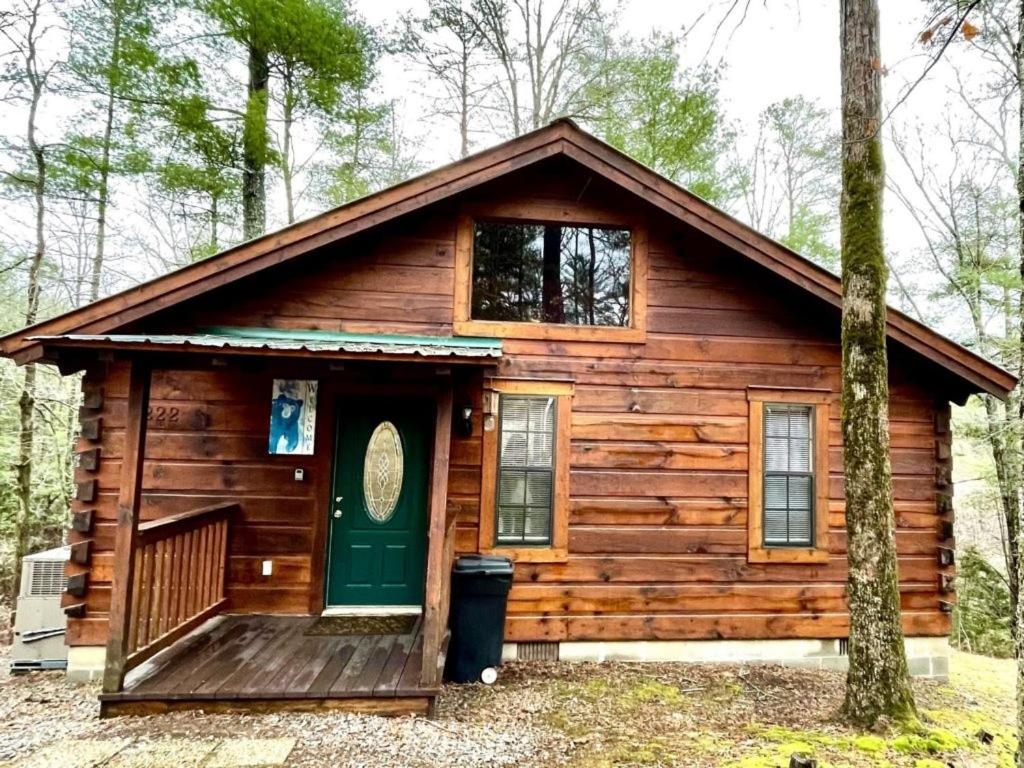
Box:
[28,325,503,362]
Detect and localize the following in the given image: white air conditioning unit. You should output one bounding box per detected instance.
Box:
[11,546,70,672]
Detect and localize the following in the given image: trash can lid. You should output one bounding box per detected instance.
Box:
[453,554,514,576]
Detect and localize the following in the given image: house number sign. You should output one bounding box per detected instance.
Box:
[363,421,403,523]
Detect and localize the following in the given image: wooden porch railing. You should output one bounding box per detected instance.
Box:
[123,502,236,674]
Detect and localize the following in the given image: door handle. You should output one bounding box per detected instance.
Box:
[333,509,343,519]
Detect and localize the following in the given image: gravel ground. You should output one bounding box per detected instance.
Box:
[0,644,570,767]
[0,643,1015,767]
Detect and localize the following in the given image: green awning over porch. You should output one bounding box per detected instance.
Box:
[29,326,503,361]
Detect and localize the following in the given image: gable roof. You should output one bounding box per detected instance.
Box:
[1,119,1015,399]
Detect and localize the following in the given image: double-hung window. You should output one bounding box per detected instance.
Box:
[478,379,572,562]
[495,395,556,545]
[763,405,814,547]
[747,389,830,563]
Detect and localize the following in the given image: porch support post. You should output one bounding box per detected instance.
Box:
[422,384,453,688]
[102,358,151,693]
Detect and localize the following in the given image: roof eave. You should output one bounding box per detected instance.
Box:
[27,337,502,368]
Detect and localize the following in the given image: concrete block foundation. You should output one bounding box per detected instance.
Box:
[502,637,950,681]
[66,646,105,683]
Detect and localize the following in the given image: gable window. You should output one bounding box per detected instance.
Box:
[471,222,632,327]
[478,379,572,562]
[747,389,830,564]
[454,213,647,343]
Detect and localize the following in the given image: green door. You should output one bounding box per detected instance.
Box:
[325,398,431,608]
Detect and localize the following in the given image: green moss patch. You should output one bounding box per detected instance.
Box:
[503,652,1017,767]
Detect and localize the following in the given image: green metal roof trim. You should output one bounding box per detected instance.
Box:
[29,326,503,358]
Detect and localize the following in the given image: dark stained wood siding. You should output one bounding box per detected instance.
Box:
[164,211,457,337]
[473,227,949,642]
[65,158,954,646]
[68,364,320,645]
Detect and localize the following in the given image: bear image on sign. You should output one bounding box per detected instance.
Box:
[268,379,317,455]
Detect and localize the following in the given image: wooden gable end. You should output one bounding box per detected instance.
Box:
[131,154,968,407]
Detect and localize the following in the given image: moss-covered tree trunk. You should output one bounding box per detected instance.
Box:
[838,0,917,728]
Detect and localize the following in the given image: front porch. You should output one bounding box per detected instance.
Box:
[99,614,443,717]
[38,328,500,716]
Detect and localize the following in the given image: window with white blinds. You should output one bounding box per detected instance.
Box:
[496,395,556,545]
[763,404,814,547]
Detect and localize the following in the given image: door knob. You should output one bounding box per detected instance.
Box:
[333,509,343,519]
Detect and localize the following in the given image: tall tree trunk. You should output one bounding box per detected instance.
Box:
[528,0,543,130]
[838,0,916,727]
[586,228,596,325]
[984,395,1021,623]
[210,193,219,253]
[91,2,123,304]
[459,45,470,158]
[971,288,1021,634]
[1015,1,1024,762]
[281,69,296,224]
[242,42,269,240]
[13,29,47,598]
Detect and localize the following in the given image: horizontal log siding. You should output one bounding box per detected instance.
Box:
[66,164,952,645]
[476,229,950,642]
[67,364,321,645]
[167,211,457,336]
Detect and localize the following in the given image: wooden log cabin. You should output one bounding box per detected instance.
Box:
[0,119,1014,716]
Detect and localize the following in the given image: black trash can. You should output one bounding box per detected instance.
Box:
[445,554,514,684]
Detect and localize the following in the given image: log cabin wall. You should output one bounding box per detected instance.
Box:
[68,362,324,646]
[473,237,954,643]
[65,157,955,647]
[67,357,476,648]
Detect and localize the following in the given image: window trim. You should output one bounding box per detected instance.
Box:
[747,388,830,564]
[478,378,573,563]
[453,212,648,343]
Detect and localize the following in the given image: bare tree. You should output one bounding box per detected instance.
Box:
[0,0,59,598]
[890,111,1020,616]
[737,96,840,268]
[918,3,1024,756]
[470,0,616,135]
[401,1,490,158]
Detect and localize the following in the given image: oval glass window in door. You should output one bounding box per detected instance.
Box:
[363,421,404,523]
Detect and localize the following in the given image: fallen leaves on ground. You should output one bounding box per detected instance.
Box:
[0,646,1015,767]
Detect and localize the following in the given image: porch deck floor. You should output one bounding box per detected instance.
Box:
[99,614,440,716]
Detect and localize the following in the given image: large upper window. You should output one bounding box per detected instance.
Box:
[471,222,632,326]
